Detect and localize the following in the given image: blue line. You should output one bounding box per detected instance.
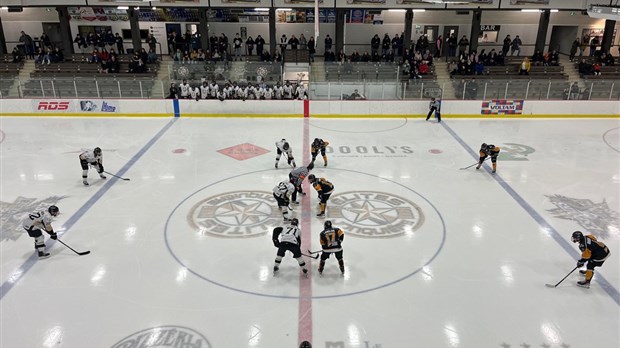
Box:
[0,118,177,301]
[441,121,620,305]
[173,99,180,118]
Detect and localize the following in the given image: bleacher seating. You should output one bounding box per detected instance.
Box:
[0,56,23,97]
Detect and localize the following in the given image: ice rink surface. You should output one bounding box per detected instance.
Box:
[1,116,619,348]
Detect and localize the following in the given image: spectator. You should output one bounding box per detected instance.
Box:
[337,49,346,63]
[108,55,120,73]
[233,33,243,61]
[219,33,229,55]
[447,33,457,58]
[348,89,365,100]
[255,35,265,57]
[100,48,110,62]
[279,34,288,53]
[299,34,307,50]
[580,35,589,57]
[19,31,35,59]
[307,36,316,62]
[324,49,336,62]
[549,50,559,66]
[578,59,593,75]
[182,50,190,64]
[246,36,255,56]
[495,51,505,66]
[324,34,333,53]
[458,35,469,58]
[593,61,601,75]
[419,60,429,74]
[448,59,458,77]
[518,57,531,75]
[475,60,484,75]
[589,36,599,57]
[361,51,370,62]
[260,50,271,62]
[208,33,218,53]
[603,52,615,66]
[382,33,391,55]
[274,50,282,62]
[350,50,360,62]
[391,34,400,56]
[288,35,299,50]
[40,32,51,48]
[104,30,115,51]
[511,35,522,56]
[11,47,23,63]
[487,49,497,66]
[115,33,124,54]
[502,35,511,57]
[569,37,580,62]
[147,33,157,52]
[434,35,442,58]
[531,49,544,66]
[74,33,88,54]
[371,34,380,57]
[88,49,101,64]
[148,49,158,63]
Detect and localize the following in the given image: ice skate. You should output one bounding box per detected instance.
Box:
[38,251,51,259]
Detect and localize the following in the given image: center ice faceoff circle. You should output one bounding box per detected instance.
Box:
[165,169,446,299]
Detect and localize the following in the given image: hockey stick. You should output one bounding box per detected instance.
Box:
[460,157,488,170]
[545,266,578,288]
[56,239,91,256]
[307,249,322,255]
[302,252,319,259]
[103,170,130,181]
[282,152,294,168]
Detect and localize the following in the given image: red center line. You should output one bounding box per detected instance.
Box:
[298,101,313,345]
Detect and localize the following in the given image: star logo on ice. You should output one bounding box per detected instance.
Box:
[547,194,618,239]
[187,191,281,238]
[217,143,270,161]
[329,191,425,238]
[0,196,65,242]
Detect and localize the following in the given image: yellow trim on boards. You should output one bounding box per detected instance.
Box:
[310,114,620,119]
[182,113,301,118]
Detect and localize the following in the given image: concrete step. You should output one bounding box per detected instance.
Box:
[9,60,35,97]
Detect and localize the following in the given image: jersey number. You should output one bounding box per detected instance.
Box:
[324,231,338,246]
[29,213,42,220]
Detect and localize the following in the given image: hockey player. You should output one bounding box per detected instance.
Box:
[209,80,219,99]
[79,146,106,185]
[283,81,293,99]
[476,143,501,173]
[311,138,330,166]
[308,174,334,217]
[273,180,296,221]
[200,81,209,100]
[179,79,191,99]
[426,97,441,122]
[275,138,296,169]
[295,83,307,100]
[318,220,345,275]
[272,218,308,275]
[572,231,611,288]
[23,205,59,259]
[264,86,274,99]
[274,82,284,99]
[289,162,314,204]
[189,85,200,100]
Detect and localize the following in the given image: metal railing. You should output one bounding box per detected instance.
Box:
[168,61,283,84]
[13,77,165,99]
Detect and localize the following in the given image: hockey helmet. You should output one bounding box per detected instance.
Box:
[324,220,332,229]
[308,174,316,182]
[94,147,102,156]
[571,231,584,243]
[299,341,312,348]
[290,218,299,226]
[481,143,487,149]
[283,142,290,151]
[48,205,59,216]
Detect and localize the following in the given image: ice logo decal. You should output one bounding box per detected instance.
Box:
[547,194,619,240]
[110,325,211,348]
[499,143,536,161]
[0,196,65,242]
[329,191,425,238]
[187,191,281,238]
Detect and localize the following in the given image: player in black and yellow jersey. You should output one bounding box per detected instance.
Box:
[318,220,345,275]
[308,174,334,217]
[476,143,501,173]
[311,138,330,167]
[572,231,611,288]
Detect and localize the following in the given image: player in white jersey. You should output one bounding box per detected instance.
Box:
[189,86,200,100]
[209,81,219,98]
[295,84,307,100]
[79,147,106,186]
[217,89,227,101]
[273,180,296,221]
[23,205,59,259]
[200,82,209,99]
[272,218,308,275]
[275,138,296,169]
[264,87,273,99]
[273,83,283,99]
[179,79,191,99]
[283,81,293,99]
